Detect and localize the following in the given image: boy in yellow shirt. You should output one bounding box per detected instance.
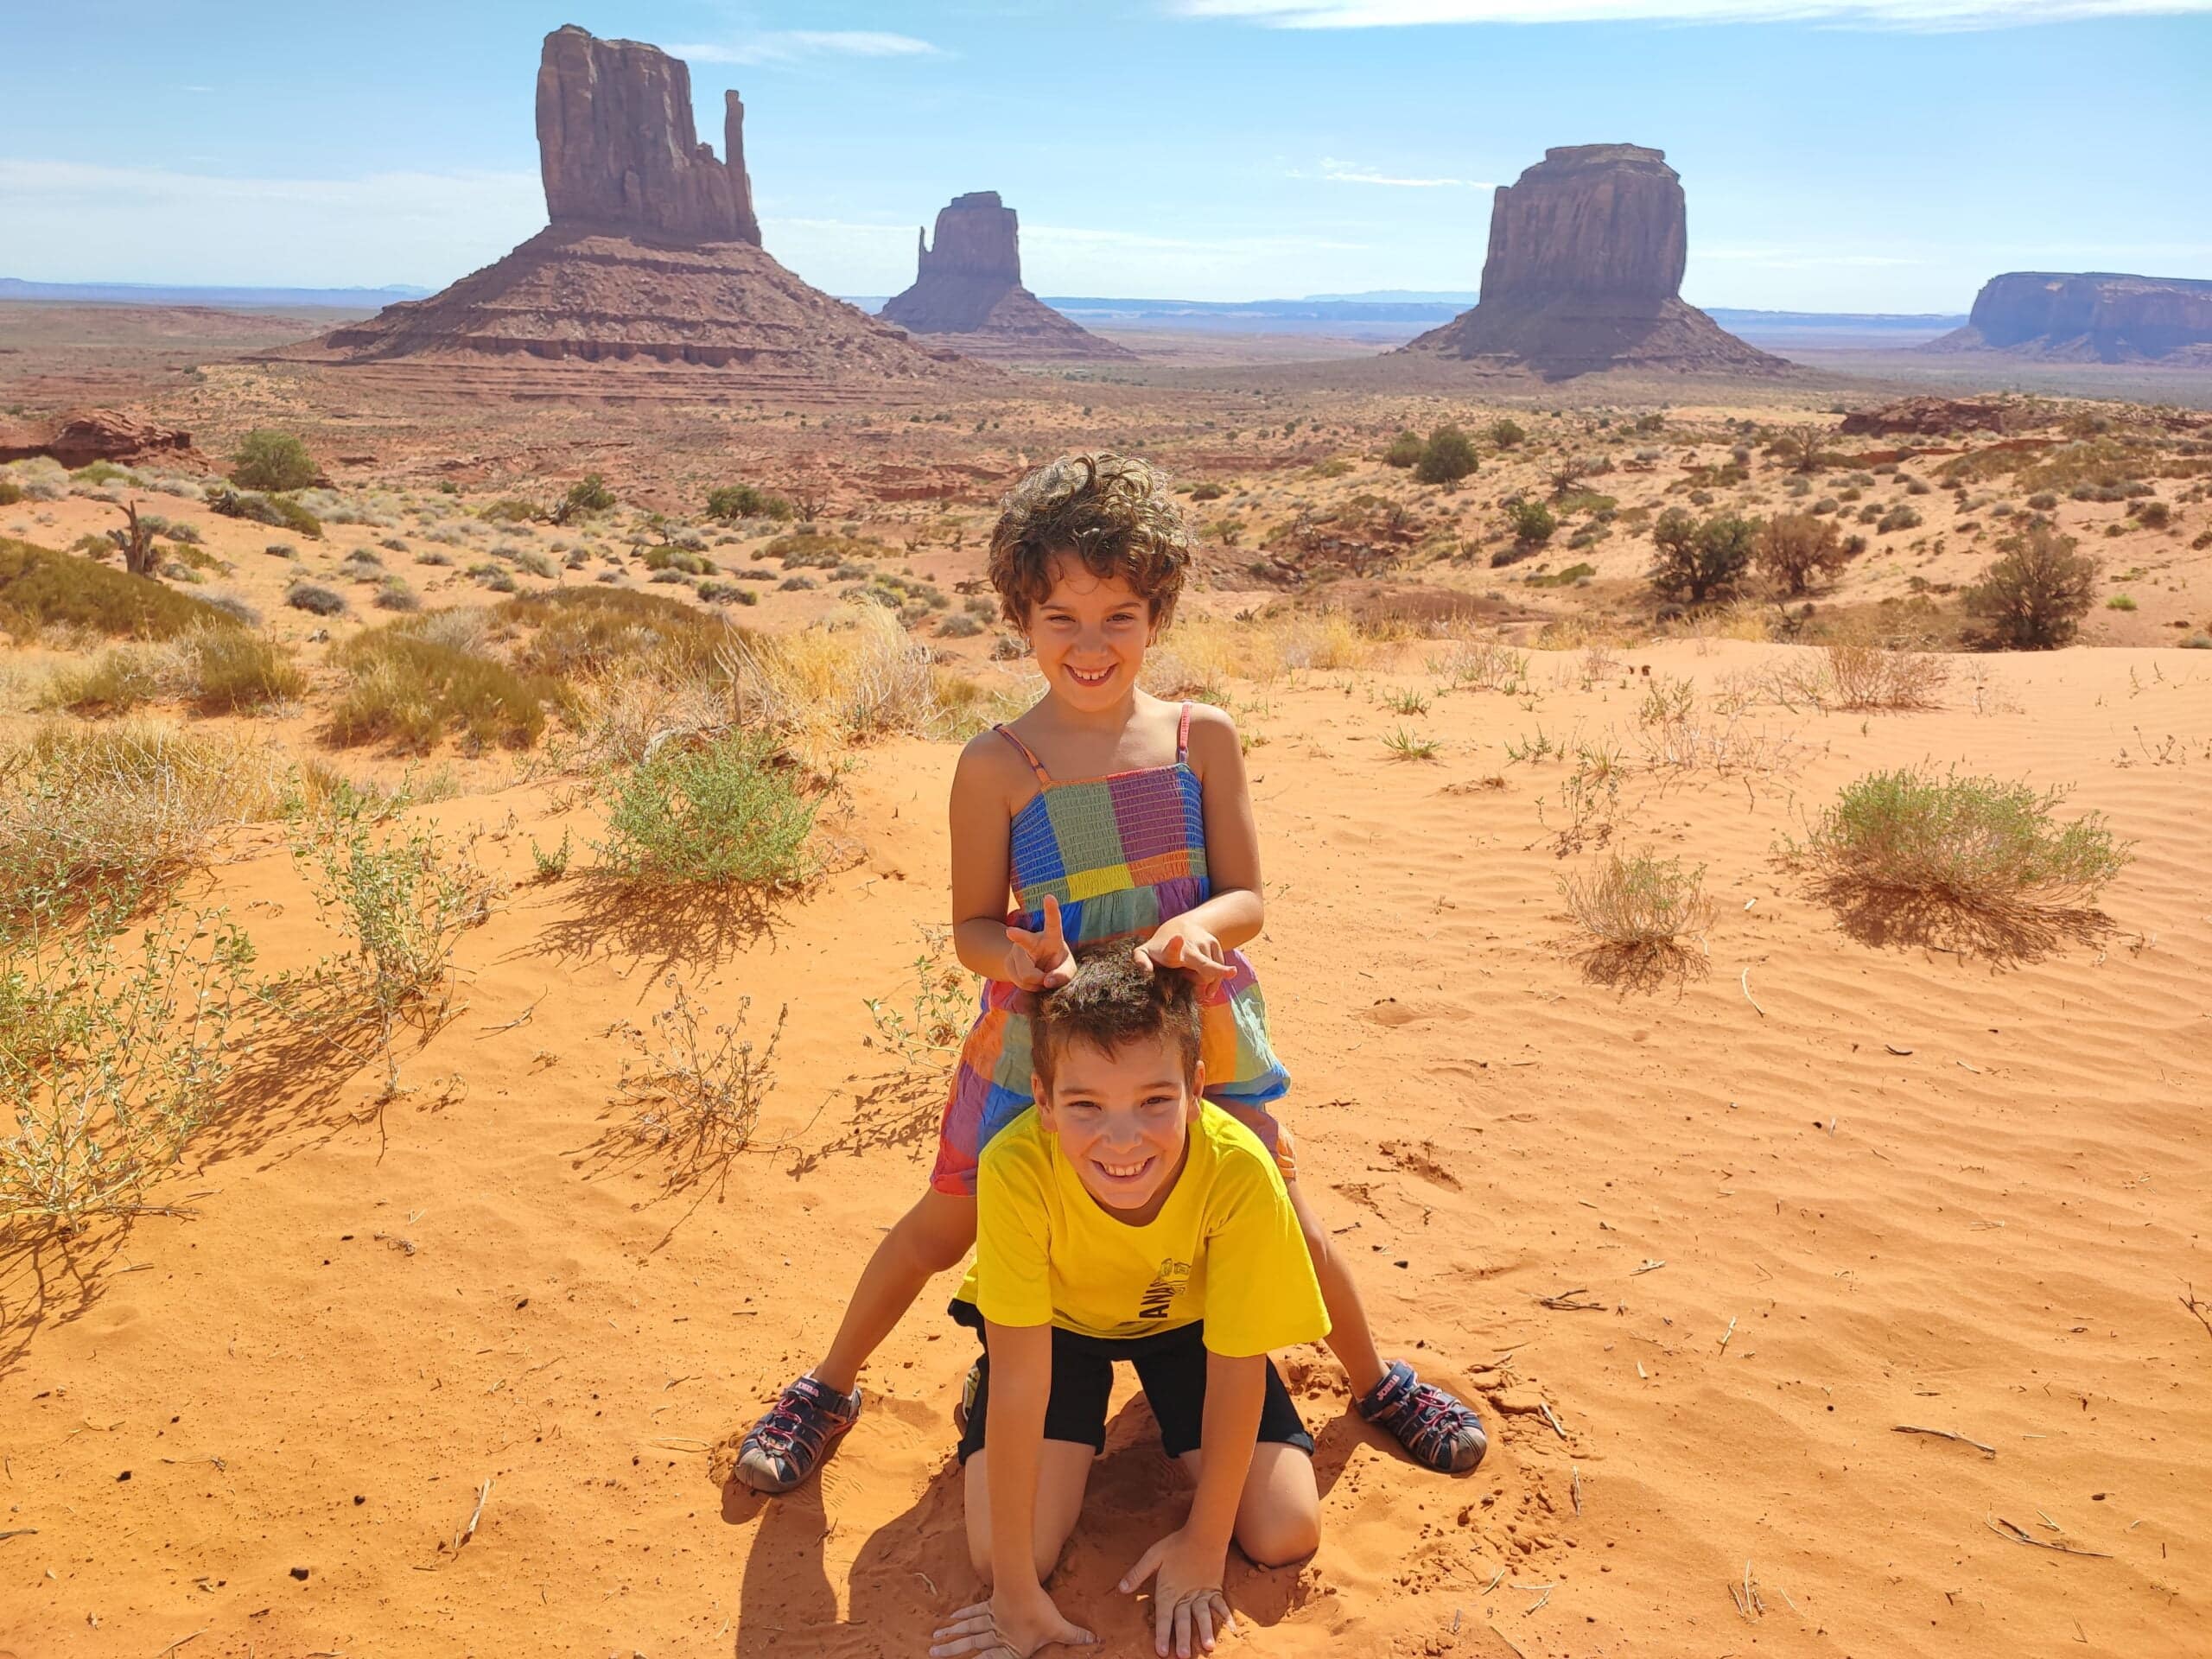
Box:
[929,949,1328,1659]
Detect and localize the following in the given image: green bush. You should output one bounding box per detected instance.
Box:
[0,480,22,507]
[231,429,316,492]
[328,622,559,752]
[206,485,322,540]
[1965,526,2099,649]
[1784,769,2129,908]
[1755,513,1851,596]
[1560,849,1713,948]
[1503,499,1557,549]
[286,581,348,617]
[1525,562,1596,589]
[1486,418,1527,449]
[190,628,306,710]
[1649,510,1757,605]
[705,483,794,524]
[564,474,616,514]
[0,537,242,640]
[477,498,541,524]
[1876,505,1923,536]
[1414,425,1479,486]
[643,544,713,575]
[1382,430,1423,468]
[595,732,817,887]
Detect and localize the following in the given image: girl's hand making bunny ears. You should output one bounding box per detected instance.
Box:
[1004,893,1077,992]
[1135,918,1232,983]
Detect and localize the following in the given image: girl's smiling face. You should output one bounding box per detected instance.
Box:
[1027,554,1155,711]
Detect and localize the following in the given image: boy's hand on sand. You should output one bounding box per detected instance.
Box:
[1120,1529,1235,1658]
[929,1587,1096,1658]
[1135,919,1231,983]
[1004,893,1076,992]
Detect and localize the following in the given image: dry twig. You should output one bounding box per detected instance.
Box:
[1895,1424,1997,1458]
[1535,1287,1606,1312]
[453,1477,493,1554]
[1985,1515,2111,1558]
[2182,1285,2212,1340]
[1740,967,1765,1017]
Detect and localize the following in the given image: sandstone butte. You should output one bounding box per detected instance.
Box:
[277,27,997,396]
[1402,143,1785,380]
[879,192,1134,362]
[0,408,198,470]
[1927,270,2212,365]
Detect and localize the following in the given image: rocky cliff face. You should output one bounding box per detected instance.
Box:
[1403,143,1782,379]
[536,24,759,245]
[1928,272,2212,364]
[880,192,1132,360]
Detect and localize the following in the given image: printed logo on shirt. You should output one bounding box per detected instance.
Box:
[1137,1258,1192,1321]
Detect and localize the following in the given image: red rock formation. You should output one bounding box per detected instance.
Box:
[0,409,197,469]
[880,192,1132,361]
[537,25,759,245]
[1927,272,2212,365]
[283,29,995,395]
[1402,144,1783,379]
[1837,397,2032,438]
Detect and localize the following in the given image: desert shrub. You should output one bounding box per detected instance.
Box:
[1382,430,1423,468]
[1524,562,1595,589]
[644,544,713,575]
[1486,418,1527,449]
[500,585,733,677]
[0,479,21,506]
[1,902,259,1230]
[1768,425,1828,474]
[476,498,541,524]
[1503,499,1557,550]
[766,529,877,569]
[328,623,558,752]
[0,537,241,640]
[564,474,616,514]
[938,612,985,638]
[728,604,976,751]
[1783,769,2128,908]
[695,580,755,607]
[706,483,793,523]
[1876,505,1923,536]
[206,485,322,539]
[2133,500,2171,529]
[595,732,817,887]
[1823,639,1951,710]
[39,645,168,715]
[1965,526,2099,649]
[1649,509,1757,605]
[613,976,786,1168]
[3,458,67,501]
[289,818,497,1078]
[231,429,316,492]
[1560,849,1715,949]
[0,721,290,919]
[373,575,422,612]
[191,628,306,710]
[1755,514,1851,596]
[1414,425,1478,487]
[338,550,385,581]
[286,580,348,617]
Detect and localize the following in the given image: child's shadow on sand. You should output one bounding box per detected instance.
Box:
[726,1394,1370,1656]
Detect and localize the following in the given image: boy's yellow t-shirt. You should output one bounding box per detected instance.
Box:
[962,1102,1329,1357]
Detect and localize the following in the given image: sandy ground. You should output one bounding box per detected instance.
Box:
[3,639,2207,1658]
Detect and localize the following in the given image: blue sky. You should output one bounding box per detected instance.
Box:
[2,2,2207,308]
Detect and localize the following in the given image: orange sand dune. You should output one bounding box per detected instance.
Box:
[3,641,2209,1658]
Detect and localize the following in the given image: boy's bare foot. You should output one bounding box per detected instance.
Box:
[1357,1361,1488,1473]
[734,1375,862,1494]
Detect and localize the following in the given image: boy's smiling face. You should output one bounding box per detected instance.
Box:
[1034,1030,1203,1225]
[1026,554,1154,713]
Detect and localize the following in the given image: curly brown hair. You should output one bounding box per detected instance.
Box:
[987,453,1192,630]
[1032,944,1201,1098]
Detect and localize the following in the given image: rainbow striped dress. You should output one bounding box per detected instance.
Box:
[929,703,1292,1196]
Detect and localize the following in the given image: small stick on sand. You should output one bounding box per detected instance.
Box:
[2182,1285,2212,1340]
[1895,1425,1997,1458]
[1631,1259,1666,1275]
[0,1528,37,1541]
[1489,1624,1529,1659]
[1984,1515,2111,1558]
[1719,1315,1738,1354]
[1571,1465,1583,1516]
[479,994,546,1035]
[454,1477,493,1554]
[152,1634,207,1658]
[1740,968,1764,1018]
[1484,1567,1506,1594]
[1522,1585,1554,1616]
[1540,1401,1569,1440]
[1535,1288,1606,1312]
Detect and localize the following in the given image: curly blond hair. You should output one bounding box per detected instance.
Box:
[987,453,1192,629]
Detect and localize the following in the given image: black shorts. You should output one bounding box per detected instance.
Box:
[950,1300,1312,1464]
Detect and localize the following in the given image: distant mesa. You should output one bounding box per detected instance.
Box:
[1402,144,1786,379]
[880,193,1134,361]
[280,26,994,394]
[1926,271,2212,365]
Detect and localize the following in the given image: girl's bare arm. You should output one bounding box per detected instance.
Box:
[1173,704,1265,950]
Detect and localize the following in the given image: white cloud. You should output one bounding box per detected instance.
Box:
[1304,156,1495,187]
[0,159,543,287]
[672,31,944,65]
[1179,0,2212,29]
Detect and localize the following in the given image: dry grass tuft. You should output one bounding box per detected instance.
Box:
[1824,639,1951,711]
[1560,849,1716,955]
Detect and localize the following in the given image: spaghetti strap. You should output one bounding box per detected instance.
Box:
[1175,702,1193,765]
[993,723,1051,783]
